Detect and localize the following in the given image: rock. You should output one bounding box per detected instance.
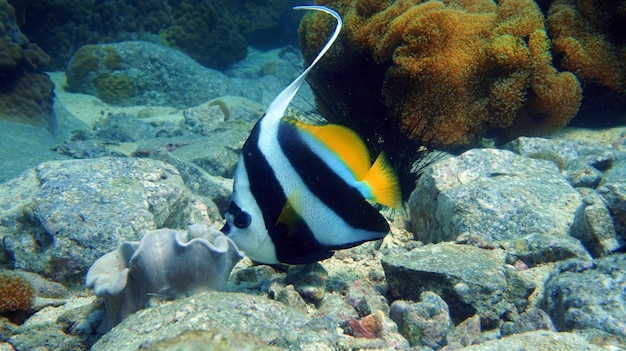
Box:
[344,309,386,339]
[93,112,183,142]
[599,159,626,185]
[565,159,603,188]
[389,292,452,348]
[65,41,231,108]
[446,314,481,348]
[543,255,626,344]
[504,233,592,267]
[146,148,231,214]
[231,264,279,293]
[338,310,410,350]
[409,149,582,245]
[571,192,622,257]
[0,157,215,284]
[167,129,244,178]
[275,285,309,313]
[13,270,68,299]
[505,136,625,175]
[501,307,556,336]
[345,280,389,317]
[285,263,329,305]
[317,292,359,322]
[449,330,605,351]
[90,291,310,351]
[594,159,626,246]
[8,296,97,351]
[140,328,283,351]
[382,243,535,325]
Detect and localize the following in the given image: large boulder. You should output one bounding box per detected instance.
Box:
[409,148,582,245]
[0,157,216,284]
[382,243,535,325]
[65,41,230,108]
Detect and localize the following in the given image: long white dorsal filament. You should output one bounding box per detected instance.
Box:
[263,5,343,124]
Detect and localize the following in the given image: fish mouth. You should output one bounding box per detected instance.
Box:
[220,221,231,235]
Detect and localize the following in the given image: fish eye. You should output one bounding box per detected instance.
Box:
[234,211,251,229]
[228,201,251,229]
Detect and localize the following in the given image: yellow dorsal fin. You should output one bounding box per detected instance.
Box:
[294,121,371,179]
[363,152,402,209]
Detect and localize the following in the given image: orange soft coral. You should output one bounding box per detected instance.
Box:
[299,0,583,150]
[547,0,626,93]
[0,270,34,313]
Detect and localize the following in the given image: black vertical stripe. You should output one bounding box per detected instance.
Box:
[278,120,389,234]
[242,119,332,264]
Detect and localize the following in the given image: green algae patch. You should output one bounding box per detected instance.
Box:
[94,72,135,105]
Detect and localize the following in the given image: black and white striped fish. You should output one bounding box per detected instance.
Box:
[221,5,401,264]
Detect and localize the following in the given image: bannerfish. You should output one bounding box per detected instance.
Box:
[221,5,401,265]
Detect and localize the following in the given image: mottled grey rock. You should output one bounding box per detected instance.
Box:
[0,157,215,284]
[151,95,259,181]
[93,112,182,142]
[91,291,310,351]
[285,263,329,305]
[382,243,535,325]
[452,330,605,350]
[543,255,626,342]
[317,292,359,322]
[86,224,242,331]
[66,41,231,108]
[14,270,68,299]
[231,264,279,293]
[140,328,283,351]
[505,233,592,267]
[599,159,626,186]
[446,314,481,348]
[505,137,593,166]
[181,96,262,137]
[169,130,244,178]
[505,136,624,174]
[275,284,309,313]
[596,181,626,240]
[390,292,452,348]
[571,192,622,257]
[346,280,389,317]
[501,307,556,336]
[565,159,603,188]
[409,149,582,245]
[146,147,232,214]
[8,296,97,351]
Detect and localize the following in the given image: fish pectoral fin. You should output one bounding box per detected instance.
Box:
[362,152,402,209]
[275,190,304,237]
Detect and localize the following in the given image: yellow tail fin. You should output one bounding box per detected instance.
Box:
[362,152,402,209]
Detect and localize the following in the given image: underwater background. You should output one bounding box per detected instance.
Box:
[1,0,625,350]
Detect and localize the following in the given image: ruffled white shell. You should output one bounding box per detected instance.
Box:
[86,224,242,331]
